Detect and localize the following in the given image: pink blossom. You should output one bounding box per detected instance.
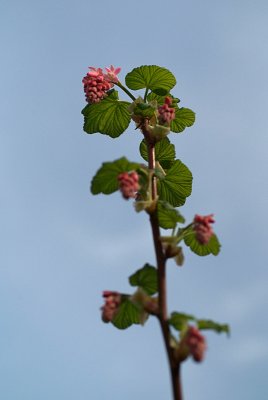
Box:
[193,214,215,245]
[158,97,176,125]
[101,291,121,323]
[118,171,140,200]
[82,66,113,104]
[104,65,121,83]
[87,67,104,78]
[185,326,207,362]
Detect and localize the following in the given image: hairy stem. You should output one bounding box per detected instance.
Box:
[142,121,182,400]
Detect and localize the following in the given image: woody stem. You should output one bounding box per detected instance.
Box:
[141,121,183,400]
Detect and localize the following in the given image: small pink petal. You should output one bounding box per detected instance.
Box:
[104,65,121,82]
[88,67,103,77]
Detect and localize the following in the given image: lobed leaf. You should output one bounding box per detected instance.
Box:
[184,229,221,256]
[112,298,141,330]
[157,201,185,229]
[169,312,196,331]
[157,160,193,207]
[125,65,176,93]
[91,157,140,195]
[147,92,180,106]
[197,319,230,336]
[169,313,230,336]
[170,107,195,133]
[129,264,158,295]
[147,92,169,105]
[82,90,131,138]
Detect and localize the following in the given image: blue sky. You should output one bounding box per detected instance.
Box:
[1,0,268,399]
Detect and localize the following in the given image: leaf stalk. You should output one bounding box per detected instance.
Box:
[115,81,136,101]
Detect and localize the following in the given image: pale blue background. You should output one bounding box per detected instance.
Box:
[1,0,268,399]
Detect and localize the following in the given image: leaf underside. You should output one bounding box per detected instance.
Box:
[129,264,158,295]
[112,299,141,330]
[184,229,221,256]
[157,160,193,207]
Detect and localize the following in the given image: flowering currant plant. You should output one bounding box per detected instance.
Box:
[81,65,229,400]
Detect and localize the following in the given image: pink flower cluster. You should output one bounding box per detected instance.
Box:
[101,291,121,323]
[193,214,215,245]
[185,326,207,362]
[158,97,176,125]
[118,171,139,199]
[82,65,121,104]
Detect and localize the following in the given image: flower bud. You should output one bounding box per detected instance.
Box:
[157,97,176,125]
[118,171,140,199]
[185,326,207,362]
[193,214,215,244]
[101,291,121,323]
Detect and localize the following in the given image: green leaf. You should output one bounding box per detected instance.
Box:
[147,92,167,105]
[170,313,230,335]
[129,264,158,295]
[91,157,140,195]
[157,160,193,207]
[197,319,230,336]
[125,65,176,94]
[157,201,185,229]
[184,229,221,256]
[169,312,196,331]
[140,137,176,169]
[147,92,180,106]
[82,90,131,138]
[112,298,141,330]
[170,107,195,133]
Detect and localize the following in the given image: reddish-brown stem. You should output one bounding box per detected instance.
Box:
[171,365,183,400]
[141,121,183,400]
